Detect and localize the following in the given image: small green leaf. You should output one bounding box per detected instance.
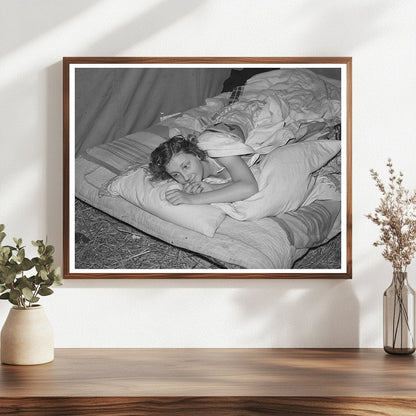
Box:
[1,270,17,285]
[38,287,54,296]
[16,276,35,290]
[39,269,48,281]
[0,247,13,266]
[0,246,10,255]
[51,267,63,285]
[0,286,7,294]
[0,224,5,232]
[0,255,8,267]
[0,232,6,245]
[27,276,36,284]
[13,237,23,248]
[45,245,55,256]
[33,274,43,285]
[1,291,18,306]
[17,248,25,263]
[22,287,34,300]
[42,256,54,266]
[9,288,21,301]
[21,257,34,271]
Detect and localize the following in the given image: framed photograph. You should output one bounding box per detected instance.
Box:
[63,57,352,279]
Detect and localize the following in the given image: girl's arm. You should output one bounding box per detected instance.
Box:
[165,156,258,205]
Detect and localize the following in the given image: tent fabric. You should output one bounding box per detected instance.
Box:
[75,68,231,155]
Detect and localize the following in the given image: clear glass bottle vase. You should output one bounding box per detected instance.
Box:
[383,271,416,355]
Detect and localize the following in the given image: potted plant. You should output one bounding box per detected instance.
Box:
[0,224,63,365]
[367,159,416,354]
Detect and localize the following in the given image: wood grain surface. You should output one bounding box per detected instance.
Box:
[1,348,415,415]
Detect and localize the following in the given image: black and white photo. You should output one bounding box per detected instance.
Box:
[63,57,352,279]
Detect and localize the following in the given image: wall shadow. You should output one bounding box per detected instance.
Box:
[46,0,205,266]
[81,0,204,55]
[232,279,360,347]
[0,0,101,57]
[46,62,63,262]
[290,0,394,51]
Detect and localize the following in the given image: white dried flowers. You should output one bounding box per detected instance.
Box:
[366,159,416,272]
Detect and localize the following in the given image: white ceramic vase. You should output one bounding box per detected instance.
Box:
[1,305,54,365]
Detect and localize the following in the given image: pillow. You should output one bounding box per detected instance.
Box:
[105,166,226,237]
[213,140,341,221]
[84,127,168,172]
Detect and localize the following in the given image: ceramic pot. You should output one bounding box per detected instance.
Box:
[1,305,54,365]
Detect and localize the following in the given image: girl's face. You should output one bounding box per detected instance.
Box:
[165,152,204,185]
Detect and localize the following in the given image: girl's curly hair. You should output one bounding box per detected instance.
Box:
[148,135,207,181]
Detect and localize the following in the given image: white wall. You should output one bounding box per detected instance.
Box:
[1,0,415,348]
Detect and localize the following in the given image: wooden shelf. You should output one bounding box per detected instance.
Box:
[1,348,415,415]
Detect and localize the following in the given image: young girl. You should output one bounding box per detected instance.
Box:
[148,135,258,205]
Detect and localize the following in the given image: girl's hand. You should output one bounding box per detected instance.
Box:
[198,182,214,192]
[165,189,194,205]
[183,181,213,194]
[183,182,204,194]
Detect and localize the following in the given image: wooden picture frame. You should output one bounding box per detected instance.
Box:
[63,57,352,279]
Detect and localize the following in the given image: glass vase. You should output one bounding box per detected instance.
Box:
[383,271,415,355]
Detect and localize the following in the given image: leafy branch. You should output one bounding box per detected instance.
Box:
[0,224,62,309]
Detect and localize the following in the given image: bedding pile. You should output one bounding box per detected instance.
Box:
[75,69,343,269]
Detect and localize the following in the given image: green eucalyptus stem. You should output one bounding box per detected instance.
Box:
[0,224,63,308]
[31,284,42,307]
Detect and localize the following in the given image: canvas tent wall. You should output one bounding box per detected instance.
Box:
[75,67,231,155]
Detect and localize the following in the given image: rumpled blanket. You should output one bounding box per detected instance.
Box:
[164,69,341,156]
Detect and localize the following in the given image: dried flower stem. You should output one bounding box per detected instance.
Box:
[366,159,416,272]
